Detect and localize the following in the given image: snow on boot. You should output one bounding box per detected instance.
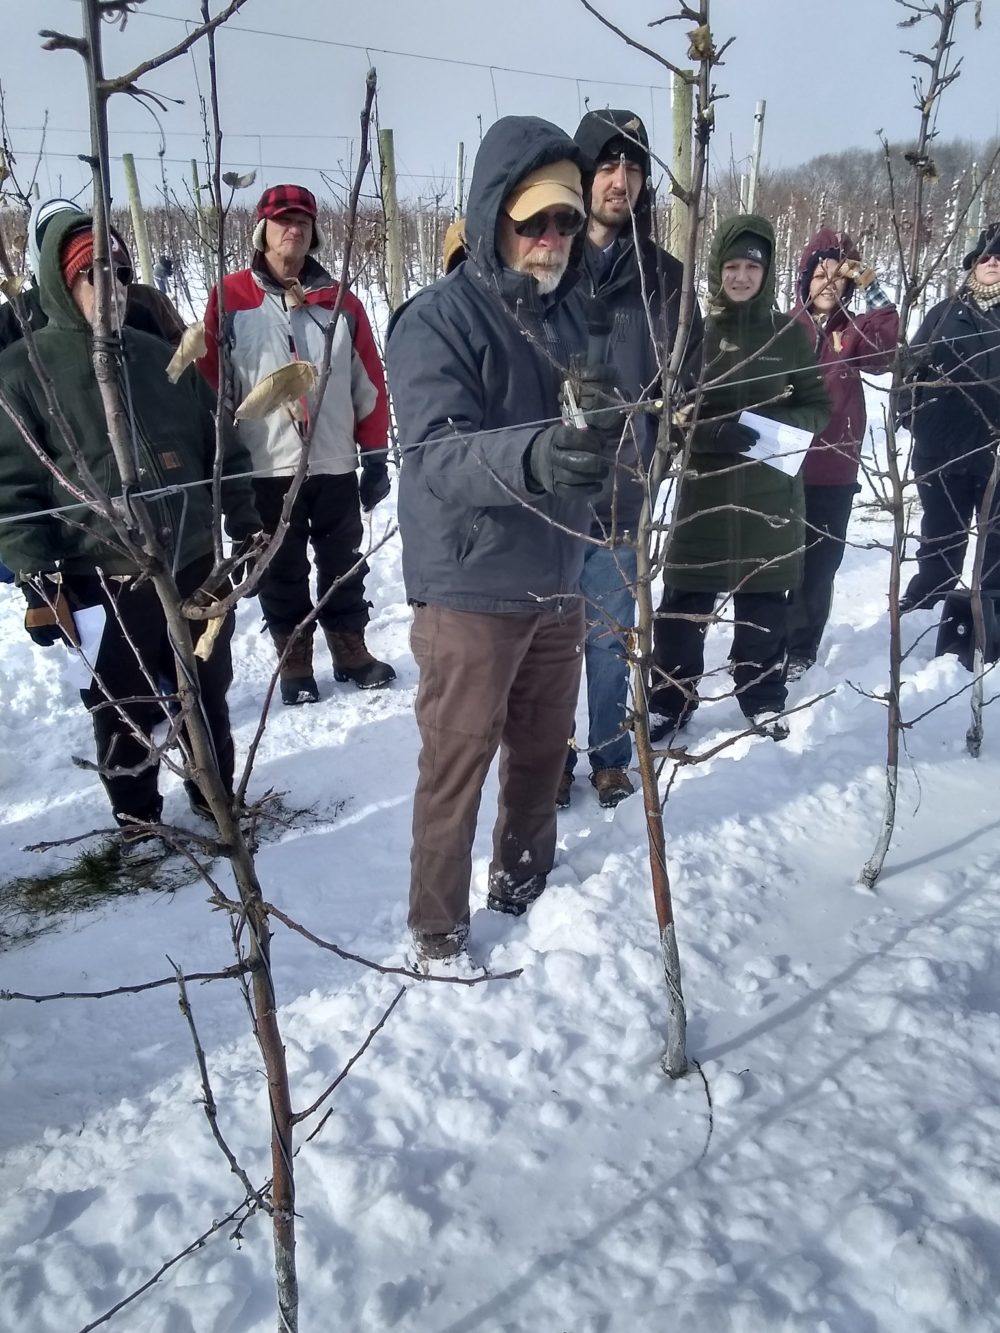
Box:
[411,918,470,965]
[556,771,573,810]
[748,712,790,741]
[486,872,546,917]
[786,655,813,682]
[325,628,396,690]
[273,628,319,706]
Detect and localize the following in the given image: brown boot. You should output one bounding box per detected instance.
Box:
[272,627,319,705]
[324,627,396,690]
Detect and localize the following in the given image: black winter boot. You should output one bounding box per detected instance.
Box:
[324,627,395,690]
[273,627,319,705]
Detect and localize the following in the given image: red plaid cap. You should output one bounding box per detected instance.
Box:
[255,184,318,222]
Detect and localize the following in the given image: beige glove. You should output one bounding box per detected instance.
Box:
[838,259,876,289]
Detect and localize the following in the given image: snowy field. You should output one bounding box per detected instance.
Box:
[2,388,1000,1333]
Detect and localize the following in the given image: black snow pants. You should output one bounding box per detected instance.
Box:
[252,474,369,637]
[76,557,235,822]
[651,587,788,722]
[904,465,1000,607]
[786,483,858,663]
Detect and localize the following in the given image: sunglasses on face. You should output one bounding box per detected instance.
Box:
[511,210,584,239]
[85,264,134,287]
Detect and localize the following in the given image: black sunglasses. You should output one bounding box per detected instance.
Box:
[511,210,584,239]
[85,264,134,287]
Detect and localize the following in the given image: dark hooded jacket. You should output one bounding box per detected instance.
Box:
[664,214,830,593]
[897,288,1000,481]
[791,227,898,487]
[386,116,592,613]
[573,109,704,538]
[0,211,259,577]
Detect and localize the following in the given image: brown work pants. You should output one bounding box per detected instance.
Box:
[408,602,585,936]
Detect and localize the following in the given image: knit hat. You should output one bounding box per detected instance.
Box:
[963,222,1000,271]
[593,134,647,172]
[504,160,585,222]
[59,227,131,290]
[721,232,771,267]
[253,183,323,253]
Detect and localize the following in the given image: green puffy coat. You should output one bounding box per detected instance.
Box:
[0,211,259,577]
[664,214,830,593]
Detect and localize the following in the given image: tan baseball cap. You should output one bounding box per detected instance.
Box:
[504,160,585,222]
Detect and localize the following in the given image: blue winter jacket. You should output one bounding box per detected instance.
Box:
[386,116,593,613]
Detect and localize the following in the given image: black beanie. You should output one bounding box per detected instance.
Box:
[595,134,648,172]
[722,233,771,267]
[963,223,1000,271]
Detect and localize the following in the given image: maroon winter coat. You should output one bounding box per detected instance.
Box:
[792,227,899,486]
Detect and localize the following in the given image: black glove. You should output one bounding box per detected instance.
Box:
[230,530,266,584]
[22,576,79,648]
[526,423,611,498]
[568,365,629,439]
[359,461,391,513]
[700,420,759,453]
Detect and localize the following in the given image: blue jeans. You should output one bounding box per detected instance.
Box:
[566,544,638,775]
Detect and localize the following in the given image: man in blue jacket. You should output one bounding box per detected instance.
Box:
[563,109,703,809]
[387,115,624,962]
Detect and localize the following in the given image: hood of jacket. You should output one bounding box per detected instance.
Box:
[36,211,135,333]
[573,108,653,246]
[464,115,587,289]
[708,213,777,320]
[797,225,860,311]
[37,210,94,332]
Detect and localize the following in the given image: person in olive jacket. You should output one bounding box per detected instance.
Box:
[649,214,830,741]
[787,228,899,674]
[898,222,1000,612]
[0,212,261,834]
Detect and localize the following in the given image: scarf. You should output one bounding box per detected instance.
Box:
[966,272,1000,312]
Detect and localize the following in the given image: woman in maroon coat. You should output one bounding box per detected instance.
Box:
[786,228,899,675]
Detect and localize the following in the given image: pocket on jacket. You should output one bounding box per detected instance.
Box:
[458,509,487,563]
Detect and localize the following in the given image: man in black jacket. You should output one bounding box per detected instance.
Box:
[561,110,704,808]
[387,115,624,963]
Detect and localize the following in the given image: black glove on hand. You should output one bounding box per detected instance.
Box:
[359,461,391,513]
[526,423,612,498]
[702,420,759,453]
[22,576,79,648]
[230,530,266,584]
[570,365,629,439]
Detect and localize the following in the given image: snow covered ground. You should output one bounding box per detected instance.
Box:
[2,391,1000,1333]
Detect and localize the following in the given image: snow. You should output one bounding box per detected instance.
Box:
[3,384,1000,1333]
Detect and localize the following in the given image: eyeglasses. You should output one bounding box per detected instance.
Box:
[84,264,134,287]
[511,210,584,239]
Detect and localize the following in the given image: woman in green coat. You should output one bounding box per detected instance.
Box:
[650,214,830,740]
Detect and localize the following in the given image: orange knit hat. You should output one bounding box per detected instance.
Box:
[60,230,95,288]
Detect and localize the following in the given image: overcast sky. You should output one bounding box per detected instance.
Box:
[2,0,996,209]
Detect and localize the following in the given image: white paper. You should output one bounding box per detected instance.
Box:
[63,604,107,689]
[738,410,812,477]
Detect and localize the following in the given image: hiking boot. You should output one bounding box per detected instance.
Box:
[748,711,790,741]
[411,918,469,963]
[590,767,635,808]
[273,628,320,706]
[324,627,396,690]
[556,770,573,810]
[114,806,162,848]
[486,873,546,917]
[786,655,813,682]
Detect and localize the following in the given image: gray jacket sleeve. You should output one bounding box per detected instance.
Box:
[386,295,547,509]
